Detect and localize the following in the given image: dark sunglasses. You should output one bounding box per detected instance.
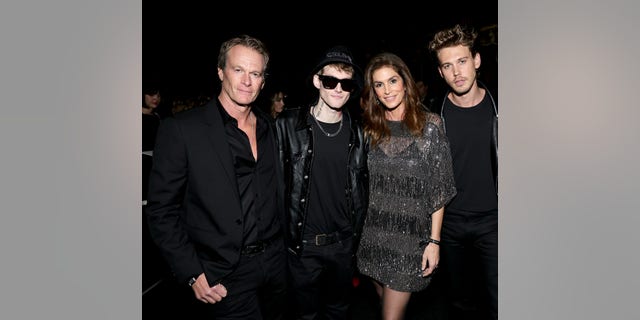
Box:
[317,75,357,93]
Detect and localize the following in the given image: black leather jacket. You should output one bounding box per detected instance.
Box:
[275,105,369,256]
[436,80,498,193]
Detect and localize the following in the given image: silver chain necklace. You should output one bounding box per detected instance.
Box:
[312,106,343,137]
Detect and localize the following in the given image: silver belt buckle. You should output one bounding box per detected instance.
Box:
[315,233,327,246]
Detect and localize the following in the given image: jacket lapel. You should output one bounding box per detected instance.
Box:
[202,100,239,196]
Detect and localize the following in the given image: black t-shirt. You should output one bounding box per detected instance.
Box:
[443,93,497,213]
[305,114,351,235]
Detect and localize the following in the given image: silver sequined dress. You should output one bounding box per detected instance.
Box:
[357,113,456,292]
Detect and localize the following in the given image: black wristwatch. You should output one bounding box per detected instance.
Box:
[188,277,197,287]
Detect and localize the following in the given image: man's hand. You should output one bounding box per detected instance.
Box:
[191,273,228,304]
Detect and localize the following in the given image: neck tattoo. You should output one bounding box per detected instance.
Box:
[312,105,343,137]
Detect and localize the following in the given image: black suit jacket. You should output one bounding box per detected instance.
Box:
[146,99,285,286]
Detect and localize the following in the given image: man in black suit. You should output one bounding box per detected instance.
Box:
[146,35,287,320]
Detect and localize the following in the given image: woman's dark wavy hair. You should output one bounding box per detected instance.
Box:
[360,52,426,147]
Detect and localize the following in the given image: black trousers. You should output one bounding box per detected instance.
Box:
[197,237,288,320]
[441,210,498,320]
[288,237,355,320]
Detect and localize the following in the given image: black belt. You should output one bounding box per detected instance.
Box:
[302,230,353,246]
[241,233,281,255]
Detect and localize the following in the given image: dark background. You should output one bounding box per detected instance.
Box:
[144,3,497,113]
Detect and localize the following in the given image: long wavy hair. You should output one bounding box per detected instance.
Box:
[360,52,426,147]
